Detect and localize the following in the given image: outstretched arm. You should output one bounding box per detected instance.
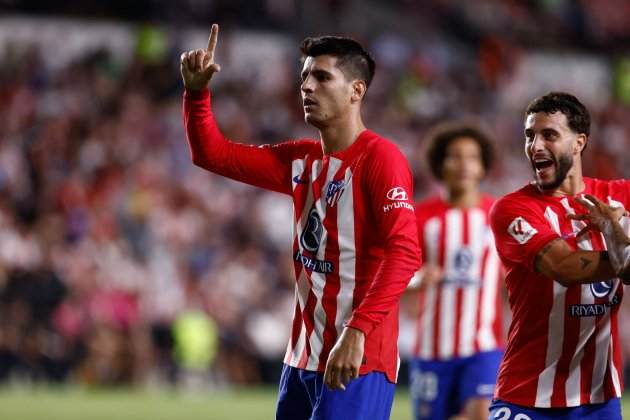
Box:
[180,24,314,194]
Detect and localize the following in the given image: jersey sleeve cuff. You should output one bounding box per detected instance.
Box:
[344,314,375,337]
[184,87,210,101]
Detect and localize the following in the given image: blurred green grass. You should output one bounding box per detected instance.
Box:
[0,386,628,420]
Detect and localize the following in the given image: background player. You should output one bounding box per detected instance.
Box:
[408,123,503,420]
[180,24,420,420]
[489,92,630,419]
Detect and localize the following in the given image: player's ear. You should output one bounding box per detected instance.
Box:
[574,134,587,155]
[350,80,366,103]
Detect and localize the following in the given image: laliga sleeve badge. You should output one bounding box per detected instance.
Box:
[508,216,537,244]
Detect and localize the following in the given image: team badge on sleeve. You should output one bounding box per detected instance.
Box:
[508,216,537,244]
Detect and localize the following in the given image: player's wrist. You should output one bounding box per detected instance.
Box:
[343,326,366,341]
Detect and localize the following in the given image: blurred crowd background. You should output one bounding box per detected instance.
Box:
[3,0,630,390]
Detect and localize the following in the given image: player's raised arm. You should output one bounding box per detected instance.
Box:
[181,24,309,195]
[180,24,222,91]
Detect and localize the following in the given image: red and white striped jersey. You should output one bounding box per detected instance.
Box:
[412,195,503,360]
[184,89,421,383]
[490,178,630,408]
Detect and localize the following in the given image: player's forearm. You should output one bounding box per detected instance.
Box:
[552,250,615,286]
[599,219,630,283]
[346,237,421,335]
[183,88,228,169]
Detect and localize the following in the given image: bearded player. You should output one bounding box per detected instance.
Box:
[489,92,630,419]
[180,25,420,420]
[408,123,503,420]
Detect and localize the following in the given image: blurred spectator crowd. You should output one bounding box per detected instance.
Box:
[2,0,630,388]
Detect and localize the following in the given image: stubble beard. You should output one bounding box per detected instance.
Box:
[535,153,573,191]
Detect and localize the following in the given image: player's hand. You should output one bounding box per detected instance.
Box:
[180,24,222,91]
[568,194,627,237]
[324,327,365,391]
[421,264,443,287]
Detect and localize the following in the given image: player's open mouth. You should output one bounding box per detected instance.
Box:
[533,158,554,172]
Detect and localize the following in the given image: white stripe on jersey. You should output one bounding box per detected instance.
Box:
[478,248,500,351]
[459,209,484,356]
[335,166,356,336]
[536,207,566,408]
[420,217,441,358]
[439,209,463,359]
[286,159,314,365]
[286,285,307,364]
[562,199,594,407]
[610,334,622,397]
[606,196,626,399]
[292,159,307,192]
[590,313,611,403]
[306,157,343,370]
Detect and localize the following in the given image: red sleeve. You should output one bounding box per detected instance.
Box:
[183,88,317,195]
[345,141,422,336]
[489,196,560,271]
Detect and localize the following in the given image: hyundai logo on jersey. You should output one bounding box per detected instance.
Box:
[386,187,408,201]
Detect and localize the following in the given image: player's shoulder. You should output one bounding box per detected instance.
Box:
[490,184,538,220]
[272,138,321,158]
[479,193,497,211]
[585,177,630,194]
[362,130,405,159]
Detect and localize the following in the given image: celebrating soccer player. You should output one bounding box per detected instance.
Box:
[180,25,421,420]
[489,92,630,419]
[407,123,503,420]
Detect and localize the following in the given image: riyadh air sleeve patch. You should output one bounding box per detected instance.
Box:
[508,216,538,245]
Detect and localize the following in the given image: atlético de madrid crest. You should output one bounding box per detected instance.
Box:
[325,180,346,207]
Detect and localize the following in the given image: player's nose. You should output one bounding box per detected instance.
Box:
[301,76,314,93]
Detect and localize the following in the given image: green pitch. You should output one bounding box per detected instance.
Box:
[0,386,628,420]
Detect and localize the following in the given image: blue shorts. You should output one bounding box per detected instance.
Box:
[275,364,395,420]
[488,398,621,420]
[409,350,503,420]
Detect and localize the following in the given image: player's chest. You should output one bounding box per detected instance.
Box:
[541,196,628,250]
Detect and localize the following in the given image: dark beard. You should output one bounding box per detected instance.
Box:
[536,154,573,191]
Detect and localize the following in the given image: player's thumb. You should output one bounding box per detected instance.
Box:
[206,63,221,76]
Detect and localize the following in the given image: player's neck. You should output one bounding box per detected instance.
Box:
[446,187,481,208]
[319,115,366,155]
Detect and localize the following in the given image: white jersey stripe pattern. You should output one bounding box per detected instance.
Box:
[413,197,503,360]
[305,157,343,370]
[334,165,356,337]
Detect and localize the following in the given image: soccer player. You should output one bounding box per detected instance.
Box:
[488,92,630,419]
[408,123,503,420]
[180,25,421,420]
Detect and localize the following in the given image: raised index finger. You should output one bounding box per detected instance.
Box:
[207,24,219,55]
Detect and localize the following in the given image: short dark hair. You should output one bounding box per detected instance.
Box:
[300,36,376,88]
[426,122,495,181]
[525,92,590,136]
